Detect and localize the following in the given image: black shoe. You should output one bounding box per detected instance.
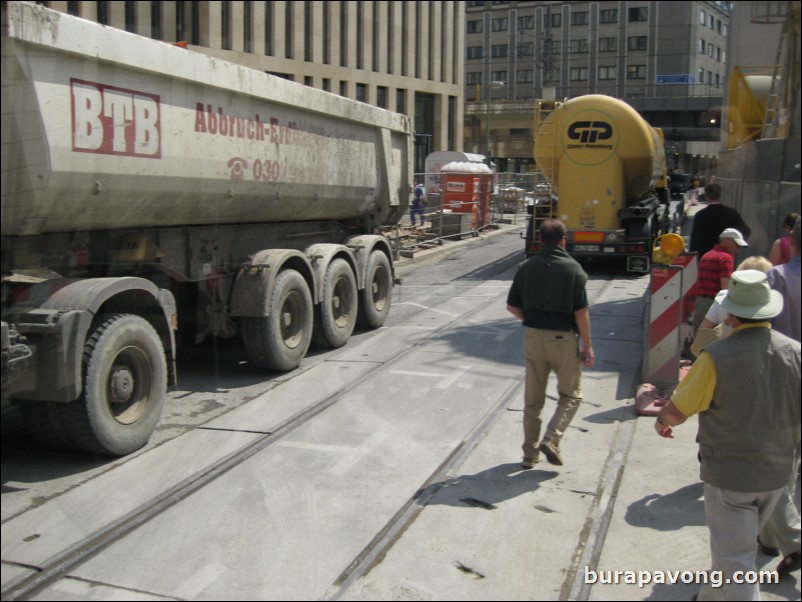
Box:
[777,551,802,578]
[758,540,780,557]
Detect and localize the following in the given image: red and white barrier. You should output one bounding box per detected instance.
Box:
[637,254,697,414]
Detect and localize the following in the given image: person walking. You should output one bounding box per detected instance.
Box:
[688,228,748,338]
[689,183,751,258]
[768,212,800,266]
[760,218,802,579]
[506,219,594,469]
[654,270,802,600]
[410,182,426,226]
[767,218,801,342]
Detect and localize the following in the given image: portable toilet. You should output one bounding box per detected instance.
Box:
[440,161,493,229]
[424,152,488,212]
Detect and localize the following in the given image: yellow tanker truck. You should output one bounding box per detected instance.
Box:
[528,95,674,272]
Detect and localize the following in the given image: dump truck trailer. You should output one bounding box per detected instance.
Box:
[1,1,412,454]
[528,95,673,272]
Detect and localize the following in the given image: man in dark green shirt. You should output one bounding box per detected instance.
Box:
[507,219,594,468]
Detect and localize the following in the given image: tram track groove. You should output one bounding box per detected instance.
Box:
[2,278,523,601]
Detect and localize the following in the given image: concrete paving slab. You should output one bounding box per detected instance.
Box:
[1,430,260,569]
[338,361,637,601]
[588,415,801,602]
[1,563,34,592]
[205,360,377,432]
[29,578,174,601]
[56,352,525,600]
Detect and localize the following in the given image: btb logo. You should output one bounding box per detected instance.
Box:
[567,121,613,144]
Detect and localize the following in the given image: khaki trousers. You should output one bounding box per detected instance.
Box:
[521,327,582,460]
[758,445,801,556]
[693,295,715,337]
[698,483,783,601]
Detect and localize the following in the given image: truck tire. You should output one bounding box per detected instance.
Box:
[312,258,358,349]
[357,250,392,329]
[242,269,313,371]
[50,314,167,455]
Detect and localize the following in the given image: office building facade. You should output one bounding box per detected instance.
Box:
[464,1,731,175]
[44,1,466,172]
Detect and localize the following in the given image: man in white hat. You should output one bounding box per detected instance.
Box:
[654,270,801,600]
[688,227,749,339]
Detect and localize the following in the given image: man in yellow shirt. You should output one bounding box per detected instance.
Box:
[655,270,801,600]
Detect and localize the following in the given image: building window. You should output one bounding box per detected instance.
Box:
[599,37,617,52]
[699,39,705,53]
[628,7,648,22]
[709,14,714,29]
[518,16,535,29]
[244,1,252,52]
[466,72,483,85]
[491,71,508,83]
[221,1,231,50]
[396,88,407,114]
[377,86,388,109]
[491,44,509,58]
[150,1,161,39]
[598,66,617,80]
[627,36,647,51]
[627,64,646,79]
[570,39,588,53]
[492,18,508,31]
[467,20,482,34]
[264,2,273,55]
[356,83,367,103]
[97,1,109,25]
[285,1,293,58]
[545,13,561,28]
[124,1,136,33]
[699,10,706,25]
[518,43,534,58]
[467,46,483,59]
[698,67,705,83]
[600,9,618,24]
[571,12,589,26]
[517,69,534,83]
[304,1,312,61]
[570,67,588,81]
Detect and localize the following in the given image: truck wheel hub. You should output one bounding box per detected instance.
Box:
[110,366,135,403]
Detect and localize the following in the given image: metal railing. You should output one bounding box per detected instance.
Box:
[382,172,533,256]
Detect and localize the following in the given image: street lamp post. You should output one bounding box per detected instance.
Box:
[485,80,505,166]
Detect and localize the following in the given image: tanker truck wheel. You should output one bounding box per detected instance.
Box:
[357,250,392,329]
[49,314,167,455]
[242,269,313,371]
[312,258,358,348]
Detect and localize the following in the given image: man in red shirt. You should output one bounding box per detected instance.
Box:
[689,228,748,337]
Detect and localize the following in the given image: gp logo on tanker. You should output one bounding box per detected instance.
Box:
[563,109,618,166]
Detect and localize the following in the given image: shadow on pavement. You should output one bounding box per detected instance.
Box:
[625,481,705,530]
[418,462,559,509]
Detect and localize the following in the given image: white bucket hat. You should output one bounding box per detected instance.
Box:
[718,228,748,247]
[716,270,783,320]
